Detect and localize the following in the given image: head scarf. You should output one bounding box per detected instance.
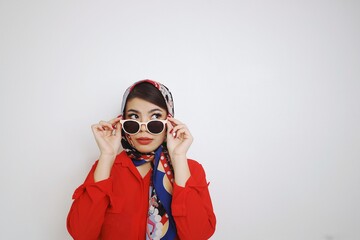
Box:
[120,79,177,240]
[120,79,174,117]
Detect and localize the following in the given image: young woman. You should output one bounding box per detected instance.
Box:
[67,80,216,240]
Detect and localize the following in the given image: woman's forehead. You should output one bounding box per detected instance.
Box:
[126,97,167,113]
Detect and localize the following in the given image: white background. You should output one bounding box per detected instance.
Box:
[1,0,359,239]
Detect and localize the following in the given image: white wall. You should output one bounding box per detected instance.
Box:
[1,0,359,239]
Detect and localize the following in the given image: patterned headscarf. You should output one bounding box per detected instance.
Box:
[120,79,174,117]
[120,79,177,240]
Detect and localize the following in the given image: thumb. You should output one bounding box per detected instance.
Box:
[166,121,174,137]
[115,121,122,136]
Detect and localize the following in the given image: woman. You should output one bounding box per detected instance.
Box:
[67,80,216,240]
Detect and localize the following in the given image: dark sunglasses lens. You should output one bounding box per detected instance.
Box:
[147,121,164,134]
[123,121,140,134]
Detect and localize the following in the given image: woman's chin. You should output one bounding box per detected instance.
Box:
[135,144,159,154]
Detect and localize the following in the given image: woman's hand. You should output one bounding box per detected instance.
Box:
[91,117,122,157]
[166,117,193,159]
[166,117,192,186]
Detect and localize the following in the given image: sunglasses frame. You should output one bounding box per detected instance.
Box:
[120,119,167,135]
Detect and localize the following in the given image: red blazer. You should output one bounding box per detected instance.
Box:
[67,151,216,240]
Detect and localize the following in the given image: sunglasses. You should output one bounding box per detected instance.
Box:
[120,119,167,135]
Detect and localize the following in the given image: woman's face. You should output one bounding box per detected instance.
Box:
[124,97,167,153]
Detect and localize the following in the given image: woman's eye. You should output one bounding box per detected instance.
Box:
[151,113,162,119]
[127,114,138,119]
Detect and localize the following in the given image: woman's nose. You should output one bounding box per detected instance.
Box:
[139,122,147,132]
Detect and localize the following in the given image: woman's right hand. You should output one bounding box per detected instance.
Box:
[91,116,122,157]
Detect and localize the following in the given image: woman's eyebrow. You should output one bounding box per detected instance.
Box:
[126,109,140,113]
[126,108,163,114]
[148,108,164,113]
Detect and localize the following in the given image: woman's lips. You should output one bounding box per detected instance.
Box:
[136,137,153,145]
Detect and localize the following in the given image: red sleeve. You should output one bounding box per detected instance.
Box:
[171,161,216,240]
[66,161,112,240]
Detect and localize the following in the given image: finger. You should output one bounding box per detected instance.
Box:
[170,124,187,134]
[98,121,114,130]
[92,123,112,134]
[114,121,122,135]
[167,117,184,126]
[94,125,111,133]
[174,126,193,139]
[108,116,122,125]
[91,124,105,131]
[175,128,192,139]
[174,128,186,138]
[166,121,176,137]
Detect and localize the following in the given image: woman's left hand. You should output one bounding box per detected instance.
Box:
[166,117,193,159]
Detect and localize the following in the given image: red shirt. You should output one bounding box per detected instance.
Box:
[67,151,216,240]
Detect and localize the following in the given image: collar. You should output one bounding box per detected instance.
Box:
[114,151,131,167]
